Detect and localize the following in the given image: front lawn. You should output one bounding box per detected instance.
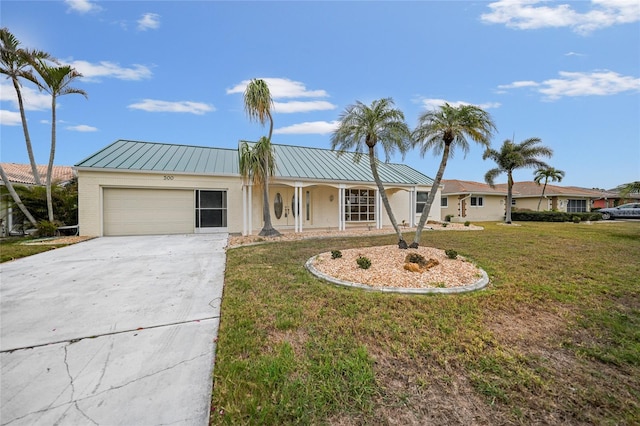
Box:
[211,222,640,425]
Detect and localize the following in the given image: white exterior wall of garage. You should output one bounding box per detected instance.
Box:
[78,170,242,236]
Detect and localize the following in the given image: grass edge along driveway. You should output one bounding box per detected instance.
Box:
[211,222,639,425]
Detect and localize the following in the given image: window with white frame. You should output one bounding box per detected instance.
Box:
[511,198,517,206]
[441,197,448,208]
[195,190,227,228]
[345,189,375,221]
[470,196,484,207]
[567,199,587,212]
[416,191,428,213]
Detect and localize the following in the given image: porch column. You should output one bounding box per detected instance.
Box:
[248,184,253,235]
[338,185,345,231]
[242,184,247,236]
[376,189,382,229]
[410,187,416,227]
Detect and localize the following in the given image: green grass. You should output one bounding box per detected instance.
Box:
[0,236,69,262]
[4,222,637,422]
[211,221,640,424]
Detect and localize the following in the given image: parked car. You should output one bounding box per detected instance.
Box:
[598,203,640,220]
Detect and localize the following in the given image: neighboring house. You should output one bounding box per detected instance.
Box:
[75,140,440,237]
[495,181,601,213]
[0,163,75,236]
[441,179,510,222]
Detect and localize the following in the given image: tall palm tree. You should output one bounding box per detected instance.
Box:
[243,78,280,237]
[483,137,552,224]
[619,181,640,200]
[0,164,38,228]
[31,61,87,222]
[331,98,412,249]
[410,103,496,248]
[534,166,565,211]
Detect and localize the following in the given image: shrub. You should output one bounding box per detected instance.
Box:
[36,220,59,237]
[331,250,342,259]
[511,211,601,222]
[572,216,581,223]
[442,223,448,228]
[356,256,371,270]
[445,249,458,259]
[445,215,453,222]
[464,221,471,227]
[405,252,428,268]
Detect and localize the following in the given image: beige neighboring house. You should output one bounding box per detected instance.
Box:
[75,140,440,237]
[0,163,75,236]
[441,179,510,222]
[496,182,601,213]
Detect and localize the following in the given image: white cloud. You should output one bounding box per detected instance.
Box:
[565,51,586,57]
[227,78,328,99]
[66,124,98,132]
[128,99,215,115]
[273,101,336,114]
[0,109,22,126]
[64,0,102,14]
[138,13,161,31]
[481,0,640,34]
[0,83,51,111]
[497,81,540,89]
[419,98,501,111]
[499,70,640,100]
[274,121,339,135]
[69,60,153,82]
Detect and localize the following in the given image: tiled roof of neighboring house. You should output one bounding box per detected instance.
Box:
[442,179,510,195]
[496,181,604,198]
[75,140,239,175]
[76,139,435,186]
[0,163,75,186]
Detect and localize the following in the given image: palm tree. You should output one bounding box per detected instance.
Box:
[618,181,640,200]
[331,98,412,249]
[1,27,54,185]
[483,137,552,224]
[31,61,87,222]
[0,164,38,228]
[243,78,280,237]
[534,167,565,211]
[410,103,496,248]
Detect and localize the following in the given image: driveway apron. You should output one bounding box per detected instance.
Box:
[0,234,227,425]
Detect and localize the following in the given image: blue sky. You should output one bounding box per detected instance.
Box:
[2,0,639,189]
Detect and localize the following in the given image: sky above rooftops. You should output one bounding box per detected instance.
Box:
[1,0,639,190]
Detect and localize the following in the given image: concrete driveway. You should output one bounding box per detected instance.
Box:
[0,234,227,425]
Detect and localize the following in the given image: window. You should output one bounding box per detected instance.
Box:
[416,191,428,213]
[441,197,448,208]
[195,190,227,227]
[470,196,484,207]
[306,191,310,221]
[567,199,587,213]
[274,193,283,219]
[511,198,517,206]
[345,189,375,222]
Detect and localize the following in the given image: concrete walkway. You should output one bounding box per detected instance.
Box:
[0,234,227,425]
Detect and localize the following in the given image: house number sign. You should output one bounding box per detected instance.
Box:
[163,175,174,180]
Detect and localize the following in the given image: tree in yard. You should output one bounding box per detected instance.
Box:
[0,165,38,228]
[30,61,87,222]
[483,137,552,224]
[618,181,640,200]
[534,166,565,211]
[410,103,496,248]
[1,27,54,185]
[242,78,280,237]
[331,98,412,249]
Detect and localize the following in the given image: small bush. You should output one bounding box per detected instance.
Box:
[464,221,471,227]
[36,220,58,237]
[445,215,453,222]
[442,223,448,228]
[405,252,428,268]
[356,256,371,270]
[572,216,581,223]
[445,249,458,260]
[331,250,342,259]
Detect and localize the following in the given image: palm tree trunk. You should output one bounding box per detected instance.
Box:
[411,143,451,248]
[12,76,41,185]
[0,164,38,228]
[46,95,56,222]
[258,151,280,237]
[368,146,407,248]
[537,180,548,211]
[505,172,513,224]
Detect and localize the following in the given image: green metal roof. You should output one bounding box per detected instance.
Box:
[75,140,239,175]
[76,139,434,186]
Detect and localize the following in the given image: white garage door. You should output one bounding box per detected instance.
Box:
[103,188,194,236]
